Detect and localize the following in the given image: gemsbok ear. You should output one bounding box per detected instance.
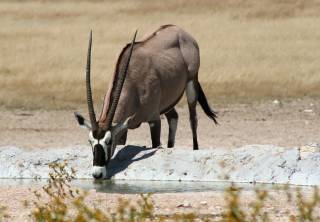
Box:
[112,115,133,138]
[74,112,92,130]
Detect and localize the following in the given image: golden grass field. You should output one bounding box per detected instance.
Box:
[1,0,320,109]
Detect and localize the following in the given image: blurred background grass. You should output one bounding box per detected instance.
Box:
[0,0,320,109]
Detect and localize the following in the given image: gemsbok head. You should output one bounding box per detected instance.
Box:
[75,25,218,179]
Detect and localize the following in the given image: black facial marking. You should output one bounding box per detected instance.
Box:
[94,129,107,140]
[93,144,106,166]
[74,112,85,125]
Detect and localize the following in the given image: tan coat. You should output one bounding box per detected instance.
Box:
[99,25,200,129]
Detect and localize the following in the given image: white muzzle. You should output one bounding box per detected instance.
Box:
[92,166,107,179]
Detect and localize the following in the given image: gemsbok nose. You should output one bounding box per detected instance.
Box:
[92,172,103,179]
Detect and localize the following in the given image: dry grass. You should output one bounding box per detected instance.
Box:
[13,162,320,221]
[1,0,320,109]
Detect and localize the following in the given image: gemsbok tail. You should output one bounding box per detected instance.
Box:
[197,82,218,125]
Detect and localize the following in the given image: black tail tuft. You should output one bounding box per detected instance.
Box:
[197,82,218,125]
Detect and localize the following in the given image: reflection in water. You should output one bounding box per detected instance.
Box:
[88,180,232,194]
[0,178,298,194]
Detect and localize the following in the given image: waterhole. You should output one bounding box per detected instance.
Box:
[0,179,293,194]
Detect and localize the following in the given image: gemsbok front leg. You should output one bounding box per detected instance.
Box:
[117,130,127,145]
[149,118,161,148]
[186,80,199,150]
[165,108,179,148]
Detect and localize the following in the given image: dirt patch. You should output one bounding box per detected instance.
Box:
[0,185,317,221]
[0,98,319,149]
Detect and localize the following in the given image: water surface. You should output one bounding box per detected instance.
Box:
[0,178,300,194]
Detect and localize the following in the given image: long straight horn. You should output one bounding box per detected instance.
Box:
[104,30,138,130]
[86,30,98,132]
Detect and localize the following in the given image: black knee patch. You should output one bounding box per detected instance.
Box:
[165,109,178,120]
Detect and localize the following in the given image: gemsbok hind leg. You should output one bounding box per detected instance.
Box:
[186,80,199,150]
[165,108,179,148]
[148,118,161,148]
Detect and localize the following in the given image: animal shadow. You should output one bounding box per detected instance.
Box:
[106,145,157,179]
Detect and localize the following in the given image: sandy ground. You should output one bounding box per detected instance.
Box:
[0,98,319,149]
[0,98,320,221]
[0,185,318,221]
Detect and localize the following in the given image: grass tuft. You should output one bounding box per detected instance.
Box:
[10,162,319,221]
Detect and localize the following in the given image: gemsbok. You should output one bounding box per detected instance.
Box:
[75,25,218,179]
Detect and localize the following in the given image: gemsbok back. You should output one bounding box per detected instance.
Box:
[75,25,218,179]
